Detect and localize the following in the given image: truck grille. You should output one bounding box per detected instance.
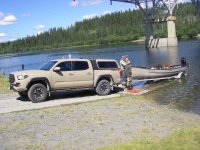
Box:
[9,74,15,83]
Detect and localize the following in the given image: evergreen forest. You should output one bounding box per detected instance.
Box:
[0,3,199,54]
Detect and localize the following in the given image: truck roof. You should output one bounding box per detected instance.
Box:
[51,58,118,62]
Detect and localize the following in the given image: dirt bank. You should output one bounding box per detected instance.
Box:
[0,94,200,150]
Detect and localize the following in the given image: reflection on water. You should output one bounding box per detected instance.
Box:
[146,46,179,65]
[0,40,200,114]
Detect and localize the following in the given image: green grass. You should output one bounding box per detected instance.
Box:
[0,75,12,94]
[0,124,7,134]
[99,128,200,150]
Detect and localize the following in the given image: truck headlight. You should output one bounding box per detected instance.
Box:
[17,75,29,80]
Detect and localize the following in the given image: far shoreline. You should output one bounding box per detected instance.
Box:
[0,38,145,56]
[0,38,199,56]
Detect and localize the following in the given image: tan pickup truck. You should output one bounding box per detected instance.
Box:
[9,59,121,103]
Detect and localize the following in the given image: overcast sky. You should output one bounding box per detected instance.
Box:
[0,0,191,43]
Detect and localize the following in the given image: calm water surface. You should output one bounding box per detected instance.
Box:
[0,40,200,114]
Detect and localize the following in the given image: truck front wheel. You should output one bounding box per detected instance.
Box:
[28,83,47,103]
[95,80,111,96]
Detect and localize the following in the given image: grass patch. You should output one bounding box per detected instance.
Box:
[99,128,200,150]
[60,107,73,113]
[20,131,36,138]
[40,106,73,116]
[0,124,7,134]
[25,143,48,150]
[140,128,151,134]
[0,75,12,94]
[64,126,72,131]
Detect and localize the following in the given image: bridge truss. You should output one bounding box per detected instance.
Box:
[72,0,199,47]
[110,0,200,20]
[110,0,182,47]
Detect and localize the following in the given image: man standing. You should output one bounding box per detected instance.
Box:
[120,55,132,89]
[120,56,127,85]
[124,56,132,89]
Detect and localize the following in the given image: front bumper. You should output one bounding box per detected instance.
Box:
[9,84,15,91]
[9,74,28,92]
[9,84,19,91]
[9,83,27,92]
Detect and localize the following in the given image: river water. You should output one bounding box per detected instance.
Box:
[0,40,200,114]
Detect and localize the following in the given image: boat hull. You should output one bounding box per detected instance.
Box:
[132,65,188,80]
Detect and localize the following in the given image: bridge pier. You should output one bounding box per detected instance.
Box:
[167,16,177,47]
[145,22,153,49]
[146,16,178,48]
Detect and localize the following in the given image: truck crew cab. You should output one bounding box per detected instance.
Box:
[9,59,121,103]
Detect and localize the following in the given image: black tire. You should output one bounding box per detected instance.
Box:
[18,91,28,98]
[28,83,47,103]
[95,80,111,96]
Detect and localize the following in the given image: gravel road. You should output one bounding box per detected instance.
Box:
[0,91,120,114]
[0,92,200,150]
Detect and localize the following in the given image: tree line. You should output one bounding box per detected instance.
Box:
[0,3,199,54]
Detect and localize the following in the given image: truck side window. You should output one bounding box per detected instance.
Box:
[97,61,118,69]
[57,62,71,71]
[72,61,89,71]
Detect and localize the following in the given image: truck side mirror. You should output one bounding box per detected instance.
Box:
[53,67,61,72]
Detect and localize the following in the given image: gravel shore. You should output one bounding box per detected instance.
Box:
[0,94,200,150]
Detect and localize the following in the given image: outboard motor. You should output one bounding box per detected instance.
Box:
[181,57,187,66]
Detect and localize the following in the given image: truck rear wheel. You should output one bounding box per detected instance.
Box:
[28,83,47,103]
[95,80,111,96]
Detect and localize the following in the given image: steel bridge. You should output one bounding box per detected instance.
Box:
[110,0,200,48]
[73,0,199,48]
[110,0,200,21]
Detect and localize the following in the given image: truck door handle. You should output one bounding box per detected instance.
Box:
[69,73,74,76]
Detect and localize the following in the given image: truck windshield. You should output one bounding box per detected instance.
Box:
[40,61,57,70]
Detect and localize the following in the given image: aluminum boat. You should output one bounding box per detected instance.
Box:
[131,58,189,80]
